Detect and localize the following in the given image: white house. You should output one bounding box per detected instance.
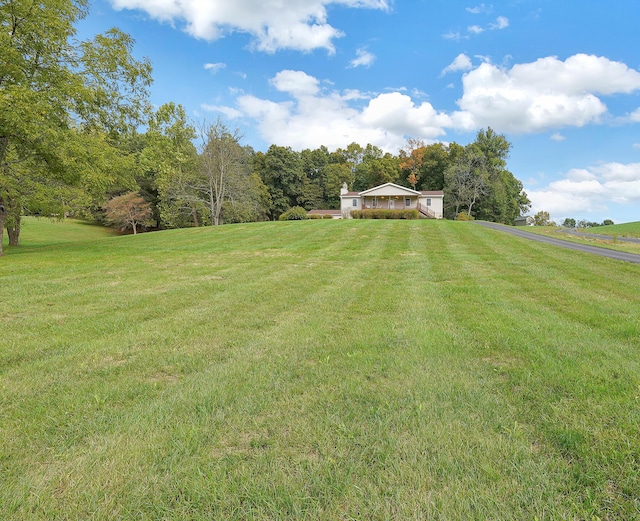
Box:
[339,182,444,219]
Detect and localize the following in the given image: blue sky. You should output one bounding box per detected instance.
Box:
[78,0,640,224]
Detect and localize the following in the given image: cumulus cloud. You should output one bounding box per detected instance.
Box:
[527,162,640,217]
[207,70,452,152]
[550,133,566,142]
[349,48,376,68]
[441,53,473,75]
[108,0,389,52]
[456,54,640,133]
[204,54,640,152]
[204,62,226,73]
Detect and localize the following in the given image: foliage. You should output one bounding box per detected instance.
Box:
[0,0,152,251]
[350,209,418,219]
[102,192,152,234]
[140,103,200,228]
[455,212,474,221]
[533,211,555,226]
[562,218,576,228]
[444,145,489,218]
[278,206,307,220]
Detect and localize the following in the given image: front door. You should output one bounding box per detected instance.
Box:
[389,199,395,209]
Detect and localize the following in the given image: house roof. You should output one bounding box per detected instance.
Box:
[340,183,444,198]
[359,182,421,196]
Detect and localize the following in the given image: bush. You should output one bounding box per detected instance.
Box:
[306,213,324,219]
[349,209,418,220]
[278,206,308,221]
[456,212,474,221]
[323,214,333,219]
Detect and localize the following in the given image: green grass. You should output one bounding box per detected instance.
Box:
[1,217,120,252]
[587,221,640,238]
[1,218,639,520]
[526,225,640,254]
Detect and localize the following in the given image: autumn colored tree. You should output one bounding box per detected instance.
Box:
[103,192,152,234]
[399,138,425,190]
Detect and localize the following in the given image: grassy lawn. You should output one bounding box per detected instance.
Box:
[525,225,640,255]
[586,221,640,238]
[1,218,639,520]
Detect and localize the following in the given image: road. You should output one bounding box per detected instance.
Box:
[474,221,640,264]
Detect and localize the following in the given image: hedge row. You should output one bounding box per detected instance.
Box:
[350,209,419,220]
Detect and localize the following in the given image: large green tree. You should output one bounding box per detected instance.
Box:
[0,0,152,254]
[139,103,200,228]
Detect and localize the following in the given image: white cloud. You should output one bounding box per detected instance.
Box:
[214,70,451,152]
[467,25,484,35]
[443,31,465,41]
[349,48,376,68]
[490,16,509,30]
[441,53,473,76]
[108,0,390,52]
[201,104,244,119]
[208,55,640,152]
[456,54,640,133]
[204,62,226,73]
[466,4,492,14]
[550,132,566,142]
[528,162,640,217]
[624,107,640,122]
[633,143,640,149]
[270,70,320,97]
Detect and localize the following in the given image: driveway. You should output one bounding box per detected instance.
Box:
[474,221,640,264]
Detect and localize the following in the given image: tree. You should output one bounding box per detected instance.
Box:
[198,119,250,225]
[471,128,530,224]
[0,0,152,254]
[399,138,425,189]
[563,218,576,228]
[139,103,200,228]
[255,145,307,219]
[103,192,152,234]
[533,211,555,226]
[444,146,489,218]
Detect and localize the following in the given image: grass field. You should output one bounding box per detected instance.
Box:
[1,218,639,520]
[586,221,640,238]
[526,224,640,255]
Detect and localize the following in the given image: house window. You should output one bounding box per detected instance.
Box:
[426,198,432,207]
[405,198,411,207]
[352,199,358,207]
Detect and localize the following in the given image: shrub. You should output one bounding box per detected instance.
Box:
[278,206,307,221]
[306,213,324,219]
[323,214,333,219]
[456,212,474,221]
[350,209,418,220]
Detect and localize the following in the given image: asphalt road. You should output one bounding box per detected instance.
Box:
[474,221,640,264]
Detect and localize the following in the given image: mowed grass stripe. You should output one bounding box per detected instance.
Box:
[1,219,639,519]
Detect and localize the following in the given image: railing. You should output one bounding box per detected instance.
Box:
[417,202,436,218]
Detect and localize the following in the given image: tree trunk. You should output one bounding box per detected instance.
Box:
[7,222,20,246]
[0,198,5,257]
[192,207,199,227]
[5,204,21,246]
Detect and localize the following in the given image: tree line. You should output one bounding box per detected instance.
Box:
[0,0,531,253]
